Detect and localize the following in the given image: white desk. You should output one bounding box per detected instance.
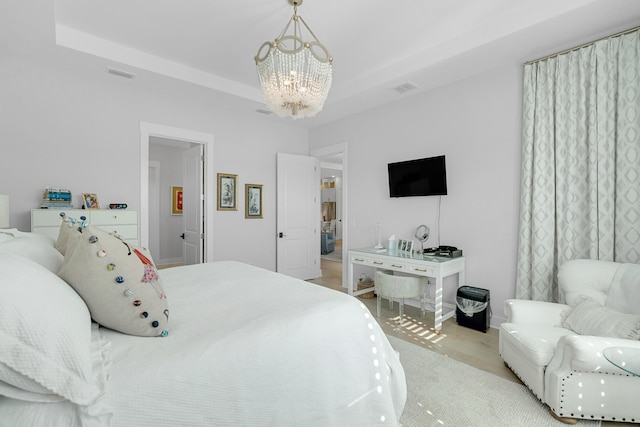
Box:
[348,248,465,333]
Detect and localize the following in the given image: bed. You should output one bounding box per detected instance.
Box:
[0,224,406,426]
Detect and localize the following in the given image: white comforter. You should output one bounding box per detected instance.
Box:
[2,261,406,426]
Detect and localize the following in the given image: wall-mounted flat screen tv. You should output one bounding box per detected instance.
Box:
[388,155,448,197]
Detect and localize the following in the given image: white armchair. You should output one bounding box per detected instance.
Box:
[500,259,640,423]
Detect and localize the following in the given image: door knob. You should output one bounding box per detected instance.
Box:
[180,233,185,239]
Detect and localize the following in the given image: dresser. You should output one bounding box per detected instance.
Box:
[348,247,465,333]
[31,209,139,246]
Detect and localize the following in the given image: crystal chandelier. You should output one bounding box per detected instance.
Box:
[255,0,333,119]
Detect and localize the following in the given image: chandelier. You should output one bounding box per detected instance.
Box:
[255,0,333,119]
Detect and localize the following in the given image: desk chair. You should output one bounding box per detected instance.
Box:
[375,270,428,326]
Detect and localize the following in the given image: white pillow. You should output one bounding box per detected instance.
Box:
[0,235,63,273]
[0,230,17,243]
[0,374,65,403]
[59,225,170,337]
[561,295,640,339]
[0,254,104,404]
[0,228,54,242]
[606,263,640,315]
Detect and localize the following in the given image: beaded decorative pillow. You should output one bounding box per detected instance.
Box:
[55,213,86,255]
[59,224,169,337]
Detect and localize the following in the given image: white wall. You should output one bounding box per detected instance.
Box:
[0,51,309,271]
[309,64,523,325]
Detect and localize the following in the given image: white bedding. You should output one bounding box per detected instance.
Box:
[1,261,406,426]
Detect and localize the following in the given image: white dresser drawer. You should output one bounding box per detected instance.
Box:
[90,210,137,226]
[31,226,61,242]
[31,209,86,227]
[32,209,138,246]
[95,224,137,240]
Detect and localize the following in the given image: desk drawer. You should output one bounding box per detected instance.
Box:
[370,259,409,271]
[350,254,369,265]
[409,265,436,276]
[349,254,410,271]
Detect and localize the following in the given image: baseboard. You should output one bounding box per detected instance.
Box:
[400,298,503,330]
[158,257,182,266]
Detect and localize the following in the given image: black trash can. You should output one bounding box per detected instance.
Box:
[455,286,491,332]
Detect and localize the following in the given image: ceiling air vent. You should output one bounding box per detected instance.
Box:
[393,82,419,94]
[106,67,136,79]
[256,108,273,115]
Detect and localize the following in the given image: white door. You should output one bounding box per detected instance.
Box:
[183,145,204,265]
[276,153,321,280]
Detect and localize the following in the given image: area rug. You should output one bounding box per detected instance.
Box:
[387,336,601,427]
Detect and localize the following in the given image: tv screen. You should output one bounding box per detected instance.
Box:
[388,155,448,197]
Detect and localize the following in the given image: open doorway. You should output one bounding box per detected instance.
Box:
[148,137,202,267]
[311,143,348,289]
[139,122,215,263]
[320,176,341,262]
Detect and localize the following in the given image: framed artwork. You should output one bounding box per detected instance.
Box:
[171,186,183,215]
[245,184,263,219]
[396,239,413,252]
[217,173,237,211]
[82,193,100,209]
[405,240,414,252]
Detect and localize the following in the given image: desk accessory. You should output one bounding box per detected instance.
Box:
[415,224,430,252]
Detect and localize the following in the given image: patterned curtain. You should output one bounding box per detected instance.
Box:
[517,29,640,302]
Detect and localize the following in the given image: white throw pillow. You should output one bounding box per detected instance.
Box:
[59,225,170,337]
[0,254,103,404]
[561,295,640,339]
[606,263,640,315]
[0,230,17,243]
[0,235,63,273]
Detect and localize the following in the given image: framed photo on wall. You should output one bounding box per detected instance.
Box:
[82,193,100,209]
[217,173,237,211]
[171,185,183,215]
[245,184,263,219]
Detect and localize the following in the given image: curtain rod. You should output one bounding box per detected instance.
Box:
[525,24,640,65]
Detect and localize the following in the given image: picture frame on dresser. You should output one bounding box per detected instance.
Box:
[217,173,237,211]
[82,193,100,209]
